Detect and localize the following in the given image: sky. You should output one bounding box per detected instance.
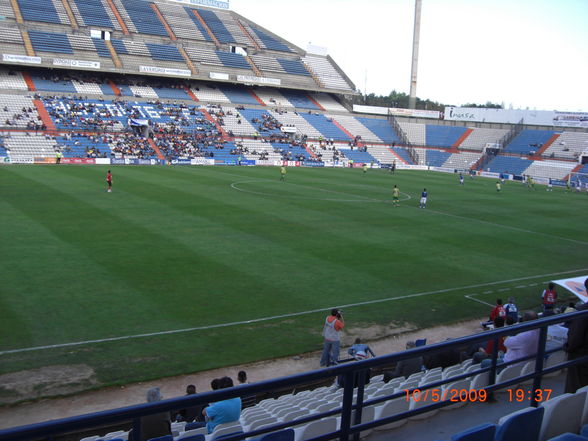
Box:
[230,0,588,112]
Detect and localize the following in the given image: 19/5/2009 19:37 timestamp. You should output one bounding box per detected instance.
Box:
[404,388,552,403]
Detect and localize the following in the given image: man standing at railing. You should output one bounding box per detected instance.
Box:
[320,308,345,367]
[564,278,588,393]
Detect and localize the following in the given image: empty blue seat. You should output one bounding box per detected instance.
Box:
[250,27,291,52]
[496,407,544,441]
[451,423,495,441]
[216,51,250,70]
[355,117,400,143]
[28,30,73,54]
[17,0,62,24]
[426,125,468,148]
[277,59,310,76]
[212,431,244,441]
[119,0,167,36]
[503,129,556,154]
[73,0,114,27]
[197,9,235,44]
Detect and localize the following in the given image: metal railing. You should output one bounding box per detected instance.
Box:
[1,309,586,441]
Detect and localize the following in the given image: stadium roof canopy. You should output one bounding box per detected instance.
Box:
[0,0,357,94]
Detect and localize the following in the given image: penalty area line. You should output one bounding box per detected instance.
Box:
[1,268,586,356]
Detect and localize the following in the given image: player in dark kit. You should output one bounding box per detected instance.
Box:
[106,170,112,193]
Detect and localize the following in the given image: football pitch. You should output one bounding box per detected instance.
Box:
[1,165,587,398]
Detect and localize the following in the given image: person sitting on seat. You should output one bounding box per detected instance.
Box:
[203,377,241,434]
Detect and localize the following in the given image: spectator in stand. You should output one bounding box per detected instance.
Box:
[203,376,241,434]
[504,297,519,323]
[174,384,206,424]
[320,308,345,367]
[481,310,540,369]
[347,338,376,359]
[489,299,506,321]
[383,341,423,381]
[236,370,256,409]
[564,279,588,392]
[472,316,506,364]
[542,282,558,315]
[130,387,171,441]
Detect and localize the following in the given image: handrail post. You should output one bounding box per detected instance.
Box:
[531,326,548,407]
[353,370,367,441]
[132,417,141,441]
[339,371,355,441]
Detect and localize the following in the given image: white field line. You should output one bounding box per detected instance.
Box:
[1,268,585,356]
[464,294,494,307]
[421,207,588,247]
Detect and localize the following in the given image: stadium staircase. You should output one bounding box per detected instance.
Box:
[150,3,176,40]
[60,0,78,29]
[19,29,35,57]
[107,79,122,96]
[105,41,123,68]
[21,72,35,91]
[191,9,220,47]
[32,99,56,131]
[452,128,473,150]
[330,118,356,142]
[236,19,261,51]
[105,0,129,35]
[536,133,561,157]
[245,56,263,77]
[9,0,24,23]
[147,138,165,160]
[306,94,325,111]
[201,108,230,140]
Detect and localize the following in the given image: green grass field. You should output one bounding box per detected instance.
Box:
[1,165,586,399]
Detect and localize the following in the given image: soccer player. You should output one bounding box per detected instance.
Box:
[363,163,368,174]
[547,179,553,191]
[392,184,400,207]
[419,188,428,209]
[391,161,396,174]
[496,181,501,192]
[106,170,112,192]
[459,173,464,185]
[280,165,286,181]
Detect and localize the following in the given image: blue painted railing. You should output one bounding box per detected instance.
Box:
[1,310,587,441]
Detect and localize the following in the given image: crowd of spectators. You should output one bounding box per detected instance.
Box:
[1,104,44,130]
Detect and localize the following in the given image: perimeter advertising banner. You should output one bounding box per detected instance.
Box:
[552,276,588,303]
[61,158,96,164]
[445,107,588,128]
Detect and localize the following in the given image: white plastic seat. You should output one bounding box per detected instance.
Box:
[495,363,524,390]
[441,378,472,410]
[544,351,567,378]
[176,427,207,440]
[373,398,409,430]
[293,417,338,441]
[539,391,587,441]
[280,409,309,423]
[244,416,277,432]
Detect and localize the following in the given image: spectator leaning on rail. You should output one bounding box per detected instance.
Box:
[348,338,376,360]
[320,308,345,367]
[203,376,241,434]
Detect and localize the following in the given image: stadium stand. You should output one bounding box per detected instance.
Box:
[355,117,400,144]
[441,151,482,170]
[118,0,168,36]
[329,114,382,143]
[71,0,115,28]
[3,309,577,441]
[504,129,558,155]
[484,155,534,175]
[425,149,452,166]
[398,121,426,146]
[458,127,509,151]
[543,131,588,160]
[17,0,69,25]
[523,160,578,180]
[302,54,354,91]
[425,124,468,148]
[300,113,352,141]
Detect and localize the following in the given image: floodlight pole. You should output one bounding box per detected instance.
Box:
[409,0,422,109]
